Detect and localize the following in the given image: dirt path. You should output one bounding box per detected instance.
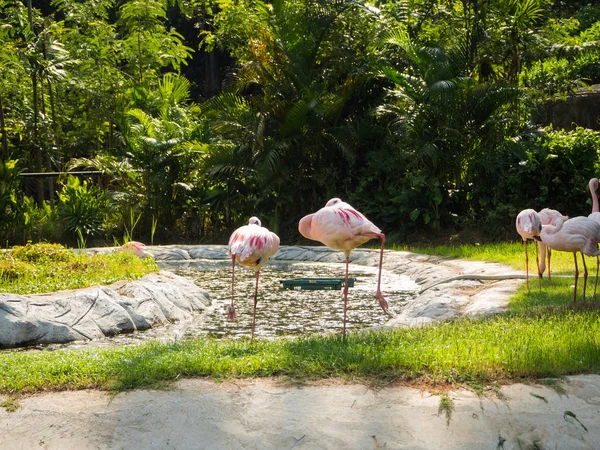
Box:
[2,376,600,449]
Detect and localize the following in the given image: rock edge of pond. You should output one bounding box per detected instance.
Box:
[0,245,524,348]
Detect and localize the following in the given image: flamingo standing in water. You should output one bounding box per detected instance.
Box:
[539,216,600,303]
[228,217,280,339]
[298,198,387,338]
[537,208,568,280]
[516,209,543,290]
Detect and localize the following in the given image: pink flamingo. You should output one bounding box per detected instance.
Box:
[121,241,152,258]
[228,217,280,339]
[298,198,387,338]
[590,178,599,213]
[537,208,568,280]
[516,209,542,290]
[539,216,600,303]
[587,178,600,296]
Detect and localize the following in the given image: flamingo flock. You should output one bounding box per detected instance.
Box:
[129,180,600,338]
[227,198,388,339]
[517,178,600,303]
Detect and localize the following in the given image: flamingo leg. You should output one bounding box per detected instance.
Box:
[573,253,579,304]
[595,257,599,299]
[547,248,552,280]
[535,240,541,290]
[375,233,388,312]
[524,240,530,291]
[342,254,350,339]
[228,255,237,320]
[582,253,588,303]
[251,270,259,340]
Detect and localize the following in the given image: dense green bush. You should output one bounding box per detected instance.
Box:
[470,127,600,237]
[57,176,110,240]
[0,160,25,245]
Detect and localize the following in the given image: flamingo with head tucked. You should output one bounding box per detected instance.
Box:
[537,208,568,280]
[121,241,153,258]
[539,216,600,303]
[516,209,543,290]
[228,217,280,339]
[298,198,387,338]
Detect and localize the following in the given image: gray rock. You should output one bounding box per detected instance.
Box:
[0,271,210,348]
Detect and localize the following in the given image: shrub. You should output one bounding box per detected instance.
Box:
[57,176,110,239]
[0,258,34,280]
[0,159,24,244]
[10,242,75,263]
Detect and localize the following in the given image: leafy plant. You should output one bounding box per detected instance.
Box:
[57,175,110,238]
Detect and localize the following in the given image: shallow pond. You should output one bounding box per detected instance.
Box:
[5,259,419,353]
[162,259,418,340]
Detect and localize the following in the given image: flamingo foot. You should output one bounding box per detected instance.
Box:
[376,290,388,313]
[227,305,237,321]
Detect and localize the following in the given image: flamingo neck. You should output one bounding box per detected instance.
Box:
[538,240,546,275]
[591,180,599,213]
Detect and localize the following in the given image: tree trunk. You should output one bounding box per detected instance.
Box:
[28,0,44,205]
[0,95,8,159]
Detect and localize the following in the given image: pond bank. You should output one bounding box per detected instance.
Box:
[1,245,525,348]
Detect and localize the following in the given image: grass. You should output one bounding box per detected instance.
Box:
[402,241,600,309]
[0,242,158,294]
[1,241,599,397]
[1,306,599,394]
[0,396,20,412]
[395,241,525,268]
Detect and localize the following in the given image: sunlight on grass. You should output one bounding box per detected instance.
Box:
[0,243,158,294]
[1,308,599,394]
[396,240,600,309]
[2,241,599,395]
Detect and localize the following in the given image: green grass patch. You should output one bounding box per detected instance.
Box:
[0,243,158,294]
[2,241,599,395]
[396,241,524,268]
[1,307,599,394]
[402,241,600,309]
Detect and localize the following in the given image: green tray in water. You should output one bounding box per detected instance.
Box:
[280,277,356,291]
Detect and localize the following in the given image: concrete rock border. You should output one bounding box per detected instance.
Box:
[0,272,210,348]
[1,245,525,348]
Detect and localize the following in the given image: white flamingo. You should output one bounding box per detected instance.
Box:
[228,217,280,339]
[587,178,600,297]
[537,208,568,280]
[539,216,600,303]
[516,209,542,290]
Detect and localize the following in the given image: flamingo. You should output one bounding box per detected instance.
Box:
[228,216,280,339]
[539,216,600,303]
[515,209,543,290]
[121,241,153,258]
[590,178,599,213]
[587,178,600,297]
[298,198,387,338]
[537,208,568,280]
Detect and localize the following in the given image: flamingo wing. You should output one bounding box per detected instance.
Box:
[300,200,381,252]
[228,224,280,269]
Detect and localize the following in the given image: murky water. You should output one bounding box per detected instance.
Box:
[163,259,418,340]
[3,259,418,353]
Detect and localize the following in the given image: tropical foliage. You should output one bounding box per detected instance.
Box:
[1,0,600,246]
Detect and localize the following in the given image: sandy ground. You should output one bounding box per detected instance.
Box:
[2,376,600,450]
